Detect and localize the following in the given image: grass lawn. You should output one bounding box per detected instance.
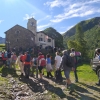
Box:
[0,44,5,51]
[42,63,98,83]
[0,62,98,83]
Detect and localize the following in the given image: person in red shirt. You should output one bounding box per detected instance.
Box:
[37,52,46,79]
[2,51,8,67]
[23,51,31,79]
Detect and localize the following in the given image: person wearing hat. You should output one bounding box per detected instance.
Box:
[70,48,81,83]
[59,50,75,94]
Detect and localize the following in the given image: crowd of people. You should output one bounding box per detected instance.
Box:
[0,48,99,94]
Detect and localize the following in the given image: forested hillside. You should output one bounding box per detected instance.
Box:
[43,27,63,48]
[63,17,100,57]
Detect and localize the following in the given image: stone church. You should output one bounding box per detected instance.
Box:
[5,18,55,51]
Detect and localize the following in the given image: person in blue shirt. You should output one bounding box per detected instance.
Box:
[46,54,53,78]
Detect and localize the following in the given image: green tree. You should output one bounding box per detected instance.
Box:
[75,24,87,57]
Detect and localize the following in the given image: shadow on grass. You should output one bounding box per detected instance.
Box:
[72,83,100,100]
[78,82,100,93]
[42,79,67,99]
[73,91,98,100]
[19,77,70,99]
[19,77,43,93]
[0,67,19,77]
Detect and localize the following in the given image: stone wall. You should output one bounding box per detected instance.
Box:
[5,25,35,50]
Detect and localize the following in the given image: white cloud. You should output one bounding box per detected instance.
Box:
[37,15,51,24]
[0,20,4,24]
[59,25,75,34]
[37,23,51,31]
[45,0,100,23]
[45,0,100,8]
[23,13,35,20]
[44,0,70,8]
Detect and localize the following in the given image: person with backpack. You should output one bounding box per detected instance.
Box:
[54,51,62,82]
[70,48,81,83]
[11,52,17,70]
[7,50,12,68]
[59,50,75,94]
[23,51,31,79]
[16,52,24,76]
[96,49,100,86]
[46,54,53,78]
[37,52,46,80]
[30,55,38,78]
[2,51,8,67]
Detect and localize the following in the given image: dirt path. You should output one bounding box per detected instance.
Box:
[0,73,100,100]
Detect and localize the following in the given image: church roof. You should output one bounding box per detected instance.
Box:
[5,24,35,36]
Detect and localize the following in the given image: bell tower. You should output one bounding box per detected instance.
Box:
[27,17,37,36]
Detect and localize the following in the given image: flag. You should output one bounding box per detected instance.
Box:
[46,35,48,39]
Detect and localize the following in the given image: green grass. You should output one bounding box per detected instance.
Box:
[42,63,98,83]
[0,63,98,83]
[0,44,5,51]
[71,64,98,82]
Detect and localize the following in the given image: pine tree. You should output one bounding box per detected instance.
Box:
[75,24,87,57]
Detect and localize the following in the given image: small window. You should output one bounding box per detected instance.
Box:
[39,38,43,41]
[15,30,20,34]
[48,39,51,42]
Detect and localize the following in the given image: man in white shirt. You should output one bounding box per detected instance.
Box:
[54,52,62,70]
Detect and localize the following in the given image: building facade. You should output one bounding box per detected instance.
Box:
[5,17,55,50]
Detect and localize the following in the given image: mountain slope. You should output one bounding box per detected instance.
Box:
[63,17,100,38]
[0,37,5,44]
[43,27,63,48]
[63,17,100,49]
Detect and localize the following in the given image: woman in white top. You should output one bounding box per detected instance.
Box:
[54,52,62,70]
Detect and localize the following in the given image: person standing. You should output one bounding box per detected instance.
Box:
[70,48,81,82]
[59,50,75,94]
[54,51,62,81]
[23,51,31,79]
[31,55,38,78]
[11,52,17,70]
[54,51,62,70]
[96,49,100,86]
[2,51,8,67]
[16,52,24,76]
[46,54,53,78]
[37,52,46,80]
[7,51,12,68]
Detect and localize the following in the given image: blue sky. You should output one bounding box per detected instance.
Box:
[0,0,100,38]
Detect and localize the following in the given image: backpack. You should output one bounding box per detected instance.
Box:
[55,69,63,82]
[40,58,46,66]
[12,55,17,61]
[20,55,23,62]
[25,54,31,62]
[34,58,37,65]
[66,55,73,68]
[4,53,7,58]
[75,52,81,64]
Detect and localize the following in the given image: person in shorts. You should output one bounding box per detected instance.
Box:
[46,54,53,78]
[59,50,75,94]
[37,52,46,79]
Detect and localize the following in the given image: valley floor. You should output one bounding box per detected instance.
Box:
[0,64,100,100]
